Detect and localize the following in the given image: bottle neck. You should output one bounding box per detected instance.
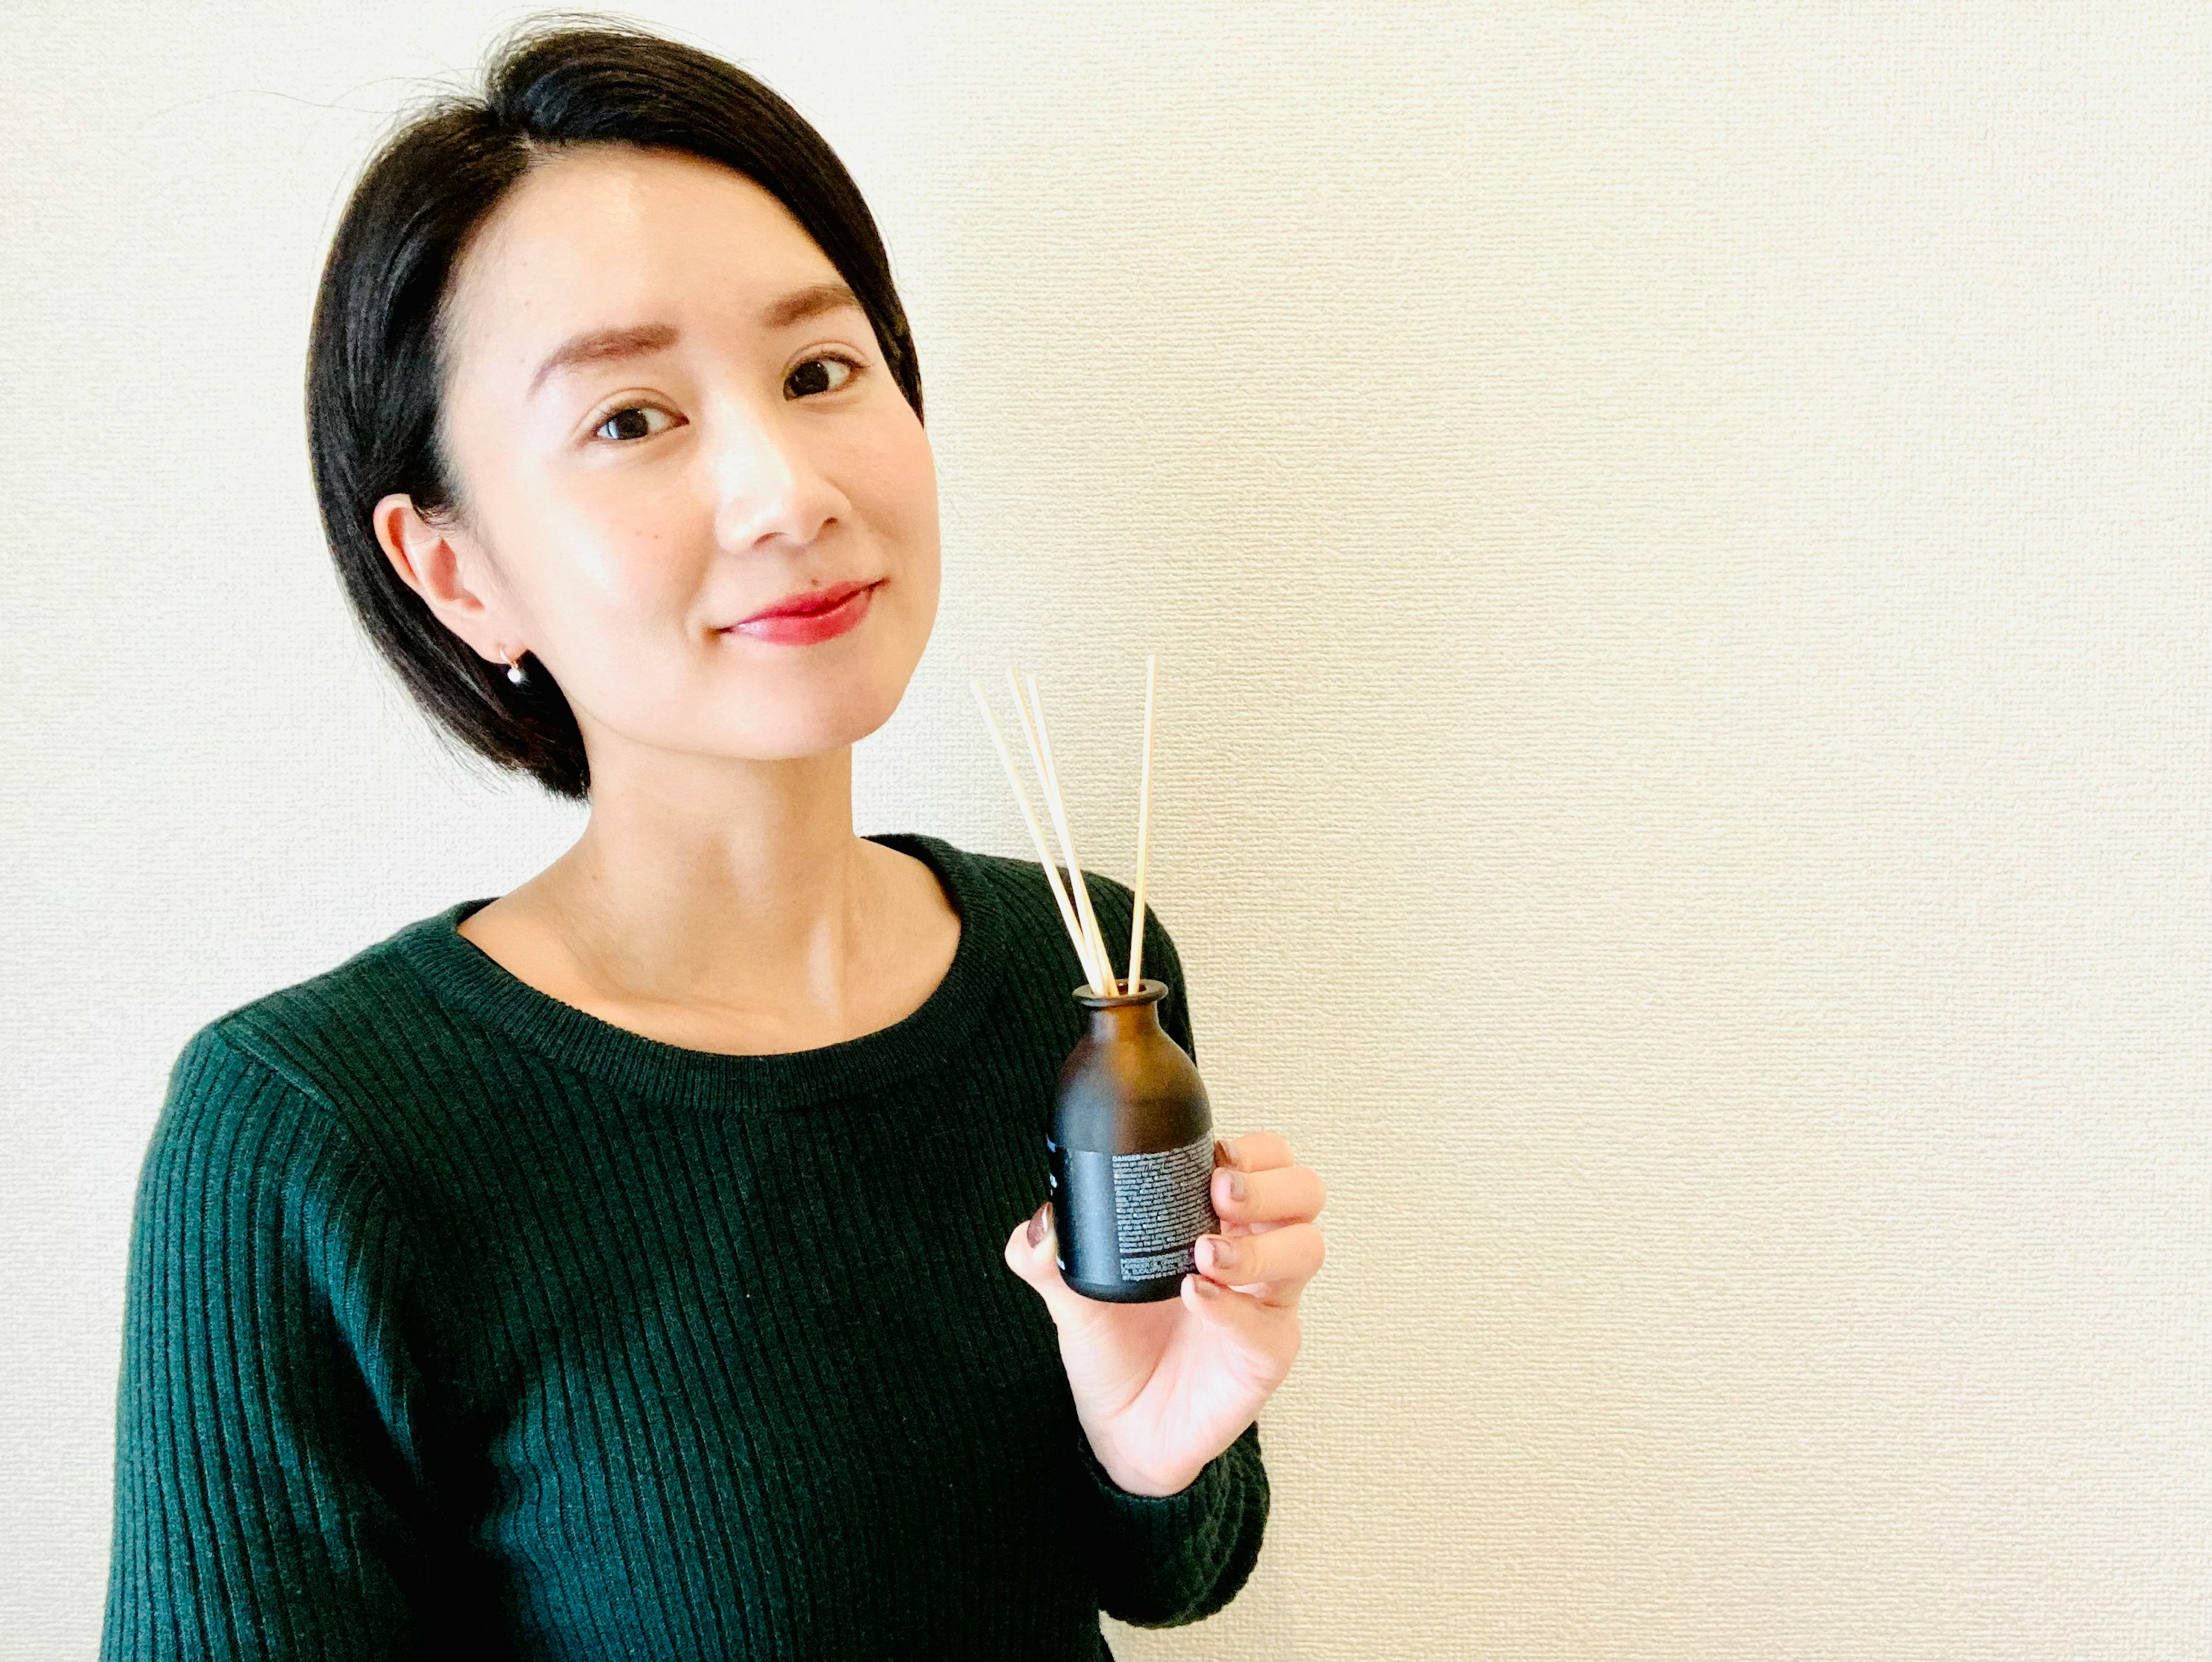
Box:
[1086,1001,1166,1043]
[1075,978,1169,1040]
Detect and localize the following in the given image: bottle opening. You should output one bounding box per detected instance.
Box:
[1071,977,1169,1009]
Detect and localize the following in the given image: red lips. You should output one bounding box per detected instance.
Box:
[724,580,881,645]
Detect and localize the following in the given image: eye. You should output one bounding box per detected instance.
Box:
[785,354,859,399]
[591,404,678,443]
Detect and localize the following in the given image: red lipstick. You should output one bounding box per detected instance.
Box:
[724,580,880,646]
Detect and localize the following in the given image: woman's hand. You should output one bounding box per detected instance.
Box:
[1002,1130,1327,1497]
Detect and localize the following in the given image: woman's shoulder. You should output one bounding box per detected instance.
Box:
[187,902,471,1103]
[148,902,485,1198]
[124,917,473,1354]
[918,834,1198,1056]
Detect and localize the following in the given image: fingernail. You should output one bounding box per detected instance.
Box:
[1201,1233,1238,1275]
[1214,1135,1237,1167]
[1027,1202,1050,1248]
[1220,1169,1247,1203]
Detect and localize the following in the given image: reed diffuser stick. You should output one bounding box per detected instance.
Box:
[1020,672,1120,994]
[970,678,1105,993]
[1124,653,1158,993]
[1003,669,1113,990]
[997,671,1112,993]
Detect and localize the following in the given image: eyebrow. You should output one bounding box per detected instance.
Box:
[525,282,866,397]
[760,280,864,331]
[528,323,678,397]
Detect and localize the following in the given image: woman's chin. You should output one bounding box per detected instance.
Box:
[579,663,916,767]
[710,696,906,763]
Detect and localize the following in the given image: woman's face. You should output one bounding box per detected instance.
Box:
[380,143,939,767]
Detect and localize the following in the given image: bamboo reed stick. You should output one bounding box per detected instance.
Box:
[997,670,1111,993]
[969,678,1104,992]
[1124,653,1157,993]
[1019,672,1120,994]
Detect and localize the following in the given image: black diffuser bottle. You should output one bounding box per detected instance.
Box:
[1046,976,1218,1302]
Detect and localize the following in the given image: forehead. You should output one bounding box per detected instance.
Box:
[442,145,839,387]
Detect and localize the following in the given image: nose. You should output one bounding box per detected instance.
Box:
[709,397,845,553]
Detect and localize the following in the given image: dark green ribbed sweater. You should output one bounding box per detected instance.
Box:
[101,832,1267,1660]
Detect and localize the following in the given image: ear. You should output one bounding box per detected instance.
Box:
[370,493,518,666]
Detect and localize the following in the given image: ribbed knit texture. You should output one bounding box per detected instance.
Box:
[100,832,1268,1661]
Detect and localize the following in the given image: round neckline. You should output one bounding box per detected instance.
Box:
[389,831,1009,1113]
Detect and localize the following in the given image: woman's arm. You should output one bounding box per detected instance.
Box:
[1072,1415,1270,1627]
[1016,887,1312,1626]
[102,1024,434,1660]
[1063,894,1272,1623]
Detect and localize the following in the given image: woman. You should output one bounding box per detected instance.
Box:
[101,19,1327,1661]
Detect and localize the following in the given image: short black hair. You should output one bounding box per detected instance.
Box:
[305,16,923,800]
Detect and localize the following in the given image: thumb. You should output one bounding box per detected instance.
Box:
[1003,1201,1091,1326]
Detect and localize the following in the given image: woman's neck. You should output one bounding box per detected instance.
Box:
[457,742,960,1054]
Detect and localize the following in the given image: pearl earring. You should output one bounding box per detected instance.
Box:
[503,649,529,688]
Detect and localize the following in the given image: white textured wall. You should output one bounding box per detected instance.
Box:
[5,4,2206,1656]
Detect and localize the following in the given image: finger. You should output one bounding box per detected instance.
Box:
[1217,1129,1299,1172]
[1001,1203,1096,1327]
[1195,1220,1325,1305]
[1213,1160,1328,1225]
[1179,1273,1298,1372]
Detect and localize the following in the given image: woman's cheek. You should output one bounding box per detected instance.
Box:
[879,425,941,600]
[555,508,690,606]
[540,537,703,705]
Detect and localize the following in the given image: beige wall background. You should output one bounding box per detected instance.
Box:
[5,3,2206,1656]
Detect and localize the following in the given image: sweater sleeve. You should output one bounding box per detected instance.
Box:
[101,1022,435,1660]
[1066,886,1272,1625]
[1074,1418,1271,1627]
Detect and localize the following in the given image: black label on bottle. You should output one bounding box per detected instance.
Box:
[1109,1131,1219,1281]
